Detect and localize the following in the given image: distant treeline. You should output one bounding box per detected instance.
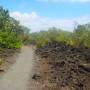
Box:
[0,6,30,48]
[0,6,90,49]
[29,25,90,48]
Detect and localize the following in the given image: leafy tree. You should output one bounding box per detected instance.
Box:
[0,6,30,48]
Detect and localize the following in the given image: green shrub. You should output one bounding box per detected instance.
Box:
[0,32,22,48]
[30,24,90,48]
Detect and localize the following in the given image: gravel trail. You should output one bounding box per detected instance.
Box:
[0,46,34,90]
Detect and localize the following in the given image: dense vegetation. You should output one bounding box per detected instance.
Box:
[30,25,90,48]
[0,6,90,49]
[0,6,30,48]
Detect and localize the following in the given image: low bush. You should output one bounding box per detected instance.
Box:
[0,32,22,48]
[30,24,90,48]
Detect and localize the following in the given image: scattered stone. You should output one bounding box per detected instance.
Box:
[0,68,4,72]
[32,74,41,80]
[35,41,90,90]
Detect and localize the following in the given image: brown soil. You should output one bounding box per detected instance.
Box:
[31,41,90,90]
[0,48,20,60]
[0,48,20,72]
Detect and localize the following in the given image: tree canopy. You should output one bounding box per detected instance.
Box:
[0,6,30,48]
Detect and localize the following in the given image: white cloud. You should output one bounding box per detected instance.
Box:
[10,11,90,32]
[10,11,39,23]
[36,0,90,3]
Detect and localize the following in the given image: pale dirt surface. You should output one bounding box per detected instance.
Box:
[0,46,34,90]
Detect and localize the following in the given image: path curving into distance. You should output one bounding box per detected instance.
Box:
[0,46,34,90]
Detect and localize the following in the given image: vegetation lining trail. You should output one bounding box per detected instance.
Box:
[0,46,34,90]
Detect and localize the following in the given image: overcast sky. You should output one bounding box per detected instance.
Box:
[0,0,90,32]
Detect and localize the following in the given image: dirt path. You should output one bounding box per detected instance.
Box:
[0,46,34,90]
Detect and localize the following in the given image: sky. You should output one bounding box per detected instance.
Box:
[0,0,90,32]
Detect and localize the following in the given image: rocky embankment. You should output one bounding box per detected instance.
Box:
[31,42,90,90]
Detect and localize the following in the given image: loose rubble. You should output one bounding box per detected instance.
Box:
[32,41,90,90]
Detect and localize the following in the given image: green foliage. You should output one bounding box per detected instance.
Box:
[30,28,71,48]
[0,6,30,49]
[30,25,90,48]
[0,32,22,48]
[0,58,5,65]
[72,24,90,47]
[1,7,90,49]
